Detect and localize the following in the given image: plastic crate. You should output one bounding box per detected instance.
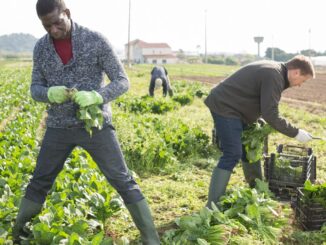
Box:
[268,184,298,203]
[277,144,313,156]
[295,187,326,231]
[264,145,317,200]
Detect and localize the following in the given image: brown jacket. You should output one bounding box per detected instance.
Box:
[204,60,298,137]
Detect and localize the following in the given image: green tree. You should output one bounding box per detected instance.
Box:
[225,56,239,65]
[265,47,295,61]
[207,55,224,64]
[300,49,317,57]
[176,49,186,60]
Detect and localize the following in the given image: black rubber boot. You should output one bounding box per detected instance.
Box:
[206,167,232,209]
[242,160,263,188]
[126,199,160,245]
[12,197,42,242]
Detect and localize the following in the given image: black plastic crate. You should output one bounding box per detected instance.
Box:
[264,145,316,200]
[268,184,298,203]
[277,144,313,156]
[295,187,326,231]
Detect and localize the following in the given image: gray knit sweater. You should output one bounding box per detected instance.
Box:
[31,21,129,128]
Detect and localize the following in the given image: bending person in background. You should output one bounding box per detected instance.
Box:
[204,55,315,209]
[149,65,174,97]
[12,0,160,244]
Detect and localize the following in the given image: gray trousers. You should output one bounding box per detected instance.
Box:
[25,125,144,205]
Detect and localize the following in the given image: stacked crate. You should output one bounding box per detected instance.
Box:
[264,144,316,201]
[295,187,326,230]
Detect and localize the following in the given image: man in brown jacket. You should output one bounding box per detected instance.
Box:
[204,55,315,208]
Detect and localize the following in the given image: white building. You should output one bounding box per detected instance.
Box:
[125,39,177,64]
[311,56,326,66]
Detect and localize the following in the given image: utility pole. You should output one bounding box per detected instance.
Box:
[308,28,311,58]
[271,35,274,60]
[127,0,131,67]
[204,10,207,64]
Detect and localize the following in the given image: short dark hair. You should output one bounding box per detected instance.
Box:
[286,55,315,78]
[36,0,67,17]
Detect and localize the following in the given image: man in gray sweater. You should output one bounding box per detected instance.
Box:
[13,0,160,244]
[204,55,315,208]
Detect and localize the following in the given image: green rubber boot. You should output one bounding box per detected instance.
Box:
[12,197,42,242]
[206,167,232,209]
[242,160,263,188]
[126,199,160,245]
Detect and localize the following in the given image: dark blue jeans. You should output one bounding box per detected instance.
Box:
[211,111,248,171]
[25,125,144,205]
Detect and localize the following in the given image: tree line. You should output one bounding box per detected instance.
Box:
[177,47,326,65]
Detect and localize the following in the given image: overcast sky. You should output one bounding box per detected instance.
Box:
[1,0,326,55]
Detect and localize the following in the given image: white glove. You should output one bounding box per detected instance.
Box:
[295,129,312,143]
[154,78,163,89]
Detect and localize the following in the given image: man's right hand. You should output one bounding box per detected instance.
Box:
[295,129,312,143]
[47,86,69,104]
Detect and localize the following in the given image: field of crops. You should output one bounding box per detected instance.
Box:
[0,61,325,244]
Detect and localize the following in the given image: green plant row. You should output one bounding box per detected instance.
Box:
[0,69,122,244]
[0,67,32,122]
[162,180,288,245]
[113,112,211,173]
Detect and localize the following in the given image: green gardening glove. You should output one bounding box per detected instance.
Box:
[47,86,69,104]
[73,90,103,107]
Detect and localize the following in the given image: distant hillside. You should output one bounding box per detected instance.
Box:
[0,33,38,53]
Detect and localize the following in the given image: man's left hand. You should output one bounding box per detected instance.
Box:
[73,90,103,107]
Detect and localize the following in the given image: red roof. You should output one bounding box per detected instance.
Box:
[126,39,171,49]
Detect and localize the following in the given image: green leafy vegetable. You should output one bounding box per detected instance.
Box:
[302,180,326,207]
[242,122,275,163]
[77,105,103,136]
[66,88,104,136]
